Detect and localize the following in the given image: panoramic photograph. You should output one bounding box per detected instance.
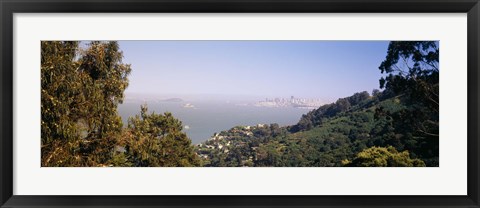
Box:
[41,40,439,167]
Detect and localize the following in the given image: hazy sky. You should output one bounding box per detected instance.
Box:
[118,41,390,101]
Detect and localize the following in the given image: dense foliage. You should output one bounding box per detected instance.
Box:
[346,146,425,167]
[116,105,201,167]
[378,41,439,166]
[41,41,200,167]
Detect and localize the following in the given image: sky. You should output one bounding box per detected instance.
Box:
[118,41,390,101]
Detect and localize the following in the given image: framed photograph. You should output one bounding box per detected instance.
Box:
[1,0,479,207]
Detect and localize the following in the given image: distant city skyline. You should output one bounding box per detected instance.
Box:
[118,41,390,101]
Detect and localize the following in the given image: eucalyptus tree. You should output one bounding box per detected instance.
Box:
[41,41,132,166]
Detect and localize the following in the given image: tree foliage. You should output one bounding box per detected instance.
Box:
[377,41,439,166]
[41,41,199,167]
[78,41,132,139]
[290,91,371,132]
[348,146,426,167]
[41,41,131,166]
[119,105,201,167]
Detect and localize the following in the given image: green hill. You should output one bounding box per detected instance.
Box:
[195,90,436,167]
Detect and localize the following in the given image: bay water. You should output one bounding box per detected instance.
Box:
[118,100,310,144]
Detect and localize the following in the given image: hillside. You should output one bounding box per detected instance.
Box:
[195,90,436,167]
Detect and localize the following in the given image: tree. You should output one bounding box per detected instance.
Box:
[41,41,86,166]
[335,98,351,112]
[379,42,438,91]
[348,146,425,167]
[377,41,439,166]
[290,114,314,132]
[347,91,370,106]
[78,41,131,139]
[41,41,81,144]
[255,144,281,167]
[378,41,438,118]
[41,41,132,166]
[121,105,201,167]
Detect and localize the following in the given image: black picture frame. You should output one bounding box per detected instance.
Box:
[1,0,479,207]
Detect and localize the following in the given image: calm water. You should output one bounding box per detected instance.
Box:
[118,100,310,144]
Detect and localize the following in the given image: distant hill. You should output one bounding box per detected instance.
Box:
[162,98,184,102]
